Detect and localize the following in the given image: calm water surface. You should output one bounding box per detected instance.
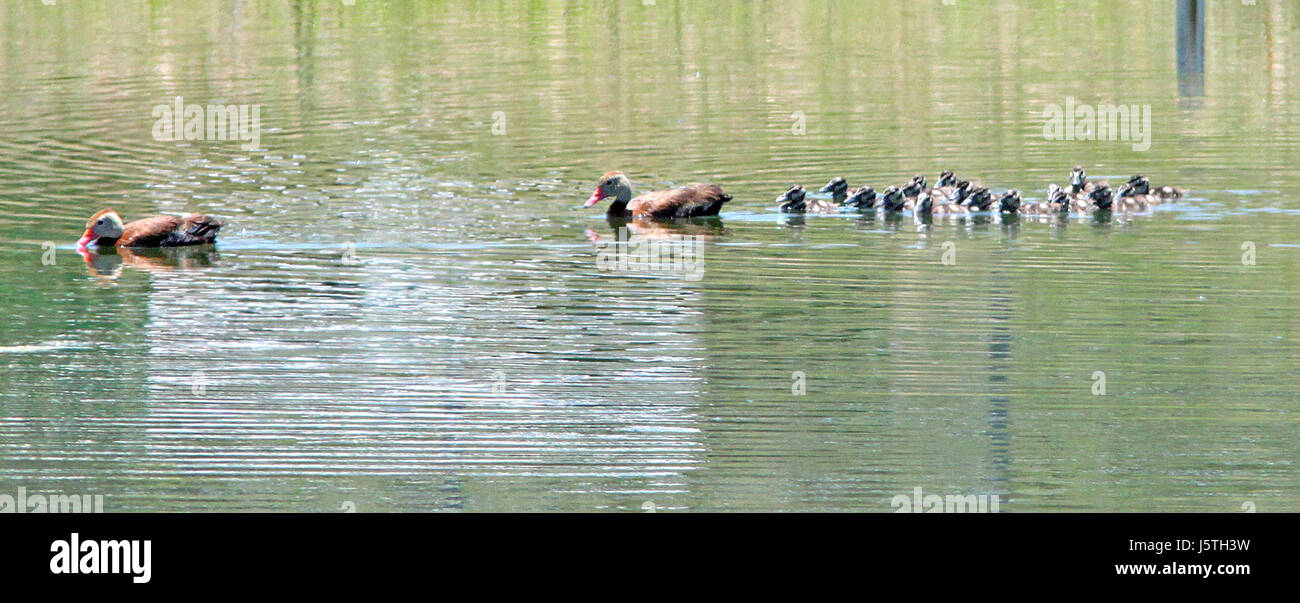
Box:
[1,1,1297,511]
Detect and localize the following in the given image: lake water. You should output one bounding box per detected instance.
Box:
[1,0,1297,512]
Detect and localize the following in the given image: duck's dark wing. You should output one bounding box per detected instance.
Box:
[119,214,224,247]
[629,184,731,219]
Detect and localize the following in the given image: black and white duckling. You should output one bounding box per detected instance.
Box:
[1048,183,1088,212]
[1114,183,1153,212]
[776,185,809,213]
[778,183,838,213]
[916,191,969,217]
[879,185,907,212]
[819,177,850,204]
[933,170,959,197]
[842,186,877,210]
[1127,174,1183,201]
[964,186,995,212]
[946,180,974,205]
[901,175,926,203]
[997,190,1023,214]
[1069,165,1107,195]
[1088,185,1116,212]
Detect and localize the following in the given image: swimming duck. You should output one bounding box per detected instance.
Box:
[776,185,809,213]
[842,186,878,210]
[1127,175,1183,201]
[585,171,731,219]
[1069,166,1107,195]
[1047,183,1089,212]
[997,190,1023,214]
[1114,183,1153,212]
[900,175,927,204]
[819,177,850,204]
[964,186,995,212]
[933,170,960,198]
[879,186,907,212]
[77,209,224,249]
[944,180,973,205]
[777,182,839,213]
[1088,185,1115,212]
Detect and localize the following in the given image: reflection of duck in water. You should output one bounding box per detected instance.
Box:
[77,245,222,279]
[586,214,727,247]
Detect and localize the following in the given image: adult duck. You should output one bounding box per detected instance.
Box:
[77,209,224,248]
[584,171,731,219]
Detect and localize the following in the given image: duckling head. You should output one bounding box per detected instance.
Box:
[880,186,904,211]
[947,180,972,203]
[844,186,876,210]
[1069,166,1087,192]
[936,170,956,189]
[776,185,807,213]
[818,177,849,203]
[1127,175,1150,194]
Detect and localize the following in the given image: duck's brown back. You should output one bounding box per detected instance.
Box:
[119,214,224,247]
[627,184,731,219]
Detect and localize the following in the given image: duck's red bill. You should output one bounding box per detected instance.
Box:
[76,233,93,247]
[583,190,603,207]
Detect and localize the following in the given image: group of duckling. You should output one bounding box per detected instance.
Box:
[775,166,1184,218]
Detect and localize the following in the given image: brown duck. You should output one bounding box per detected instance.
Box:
[584,171,731,219]
[77,209,224,248]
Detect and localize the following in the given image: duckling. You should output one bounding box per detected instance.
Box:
[1045,184,1073,213]
[964,186,995,212]
[776,185,809,213]
[777,183,838,213]
[1114,183,1153,212]
[1088,185,1115,212]
[901,175,926,205]
[946,180,973,205]
[915,191,969,217]
[879,185,907,212]
[1127,174,1183,202]
[842,186,877,210]
[997,190,1023,214]
[818,177,850,204]
[1069,165,1107,195]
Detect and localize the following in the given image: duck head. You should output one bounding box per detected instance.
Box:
[776,185,807,213]
[585,171,634,208]
[78,209,125,247]
[1127,175,1151,195]
[1089,185,1114,210]
[947,180,972,203]
[1069,166,1087,192]
[965,186,993,211]
[844,186,877,210]
[880,186,905,211]
[936,170,956,189]
[998,190,1022,213]
[916,191,935,214]
[901,175,926,197]
[818,177,850,203]
[1115,183,1135,199]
